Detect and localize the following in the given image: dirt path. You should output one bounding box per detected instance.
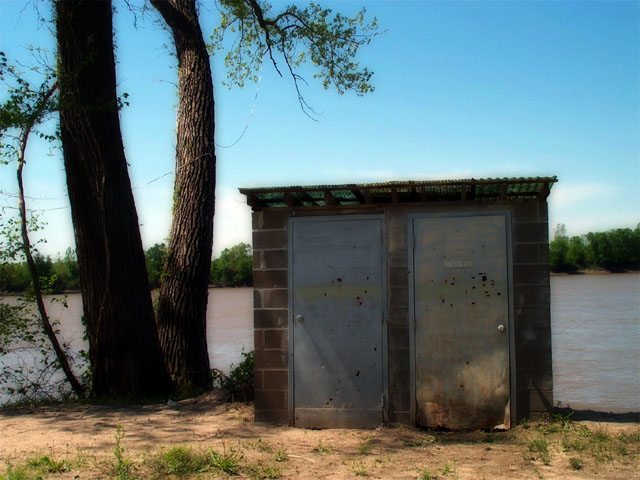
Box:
[1,394,638,479]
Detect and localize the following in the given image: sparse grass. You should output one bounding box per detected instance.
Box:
[439,460,458,478]
[358,439,373,455]
[527,435,551,465]
[312,440,333,454]
[145,443,246,478]
[349,459,369,477]
[551,411,574,432]
[483,432,497,443]
[113,425,137,480]
[417,468,437,480]
[209,445,243,475]
[1,454,71,480]
[557,422,638,463]
[25,455,69,474]
[1,463,29,480]
[249,438,273,453]
[619,431,640,444]
[245,461,280,479]
[402,438,420,447]
[415,461,458,480]
[148,446,210,476]
[568,457,582,470]
[520,415,640,470]
[402,435,436,447]
[274,447,287,462]
[561,436,586,453]
[1,408,638,480]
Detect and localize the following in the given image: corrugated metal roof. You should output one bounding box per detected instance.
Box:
[239,177,557,210]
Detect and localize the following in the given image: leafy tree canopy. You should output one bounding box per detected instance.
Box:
[211,0,382,114]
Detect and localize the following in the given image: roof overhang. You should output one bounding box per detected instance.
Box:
[239,177,557,211]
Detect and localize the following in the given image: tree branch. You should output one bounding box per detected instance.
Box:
[15,82,85,398]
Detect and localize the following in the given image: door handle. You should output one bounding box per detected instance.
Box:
[497,324,505,332]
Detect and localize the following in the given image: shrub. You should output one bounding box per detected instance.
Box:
[211,351,254,402]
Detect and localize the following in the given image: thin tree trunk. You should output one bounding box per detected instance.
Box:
[15,83,85,398]
[56,0,173,399]
[150,0,216,393]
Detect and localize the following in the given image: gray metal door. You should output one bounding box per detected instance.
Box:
[291,217,385,428]
[412,215,511,430]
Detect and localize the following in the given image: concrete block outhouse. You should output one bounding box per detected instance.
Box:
[240,177,556,430]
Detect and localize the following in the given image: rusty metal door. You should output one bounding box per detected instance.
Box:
[411,214,511,430]
[290,217,385,428]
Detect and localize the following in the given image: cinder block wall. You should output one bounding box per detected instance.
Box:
[252,210,289,424]
[251,200,553,425]
[511,200,553,420]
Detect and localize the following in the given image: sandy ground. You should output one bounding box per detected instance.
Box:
[0,393,638,479]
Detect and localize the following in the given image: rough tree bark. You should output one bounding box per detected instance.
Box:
[56,0,173,399]
[150,0,216,393]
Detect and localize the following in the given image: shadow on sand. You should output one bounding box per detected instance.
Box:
[555,407,640,423]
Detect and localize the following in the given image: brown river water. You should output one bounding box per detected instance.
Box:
[1,274,639,412]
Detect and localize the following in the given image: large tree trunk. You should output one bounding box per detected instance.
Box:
[151,0,216,393]
[56,0,173,399]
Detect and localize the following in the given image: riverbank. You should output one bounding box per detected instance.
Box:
[550,268,639,276]
[1,394,638,479]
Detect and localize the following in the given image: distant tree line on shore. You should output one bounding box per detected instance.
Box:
[0,242,253,293]
[549,224,640,272]
[2,227,639,293]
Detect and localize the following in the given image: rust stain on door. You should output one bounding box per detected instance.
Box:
[413,215,511,430]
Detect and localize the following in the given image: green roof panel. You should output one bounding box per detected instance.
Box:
[240,177,557,210]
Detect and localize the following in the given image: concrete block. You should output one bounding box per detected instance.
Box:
[389,411,410,424]
[255,390,288,412]
[390,266,409,287]
[538,201,548,222]
[264,329,288,349]
[512,200,539,222]
[513,264,549,285]
[390,369,410,390]
[254,309,288,328]
[263,250,288,269]
[513,244,539,264]
[390,287,409,308]
[389,307,409,327]
[262,211,290,229]
[253,251,262,269]
[255,349,288,369]
[514,305,550,329]
[514,222,548,243]
[515,325,551,349]
[529,389,554,412]
[254,329,264,351]
[390,348,410,371]
[516,346,552,372]
[254,270,288,289]
[389,327,409,351]
[514,284,550,306]
[516,367,553,391]
[253,230,287,249]
[252,212,263,230]
[263,370,288,390]
[255,409,289,425]
[538,243,549,264]
[390,390,410,411]
[254,370,264,390]
[261,289,288,308]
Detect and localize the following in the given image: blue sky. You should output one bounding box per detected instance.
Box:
[1,0,638,257]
